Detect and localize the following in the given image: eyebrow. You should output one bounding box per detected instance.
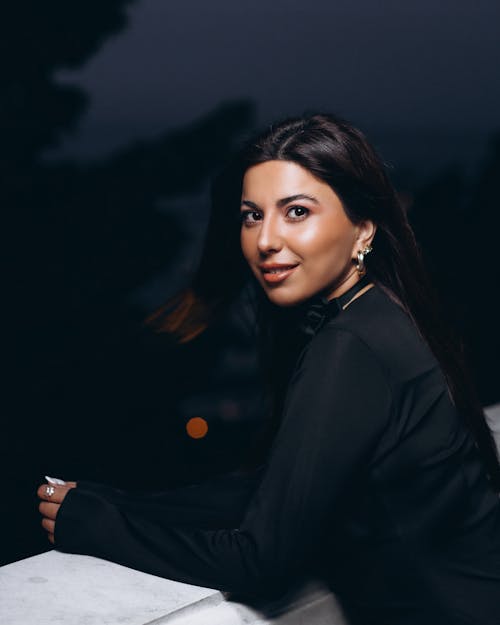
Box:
[240,194,319,210]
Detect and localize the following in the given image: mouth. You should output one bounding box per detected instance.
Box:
[259,264,299,284]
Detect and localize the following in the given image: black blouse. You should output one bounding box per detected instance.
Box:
[55,284,500,625]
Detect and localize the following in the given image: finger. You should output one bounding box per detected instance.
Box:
[38,501,60,520]
[48,533,54,545]
[41,517,55,534]
[37,483,73,504]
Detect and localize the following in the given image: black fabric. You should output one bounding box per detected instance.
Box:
[299,273,371,336]
[55,286,500,624]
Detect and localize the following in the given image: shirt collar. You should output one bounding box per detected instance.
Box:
[299,274,371,337]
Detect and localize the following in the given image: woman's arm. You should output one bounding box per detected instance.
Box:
[75,470,263,528]
[38,469,263,544]
[49,328,392,597]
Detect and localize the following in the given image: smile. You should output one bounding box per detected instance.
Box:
[259,264,299,284]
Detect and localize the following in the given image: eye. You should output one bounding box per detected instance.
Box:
[241,210,263,225]
[286,205,309,220]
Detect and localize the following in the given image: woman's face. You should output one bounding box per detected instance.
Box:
[240,160,374,307]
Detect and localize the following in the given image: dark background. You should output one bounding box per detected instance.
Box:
[2,0,500,565]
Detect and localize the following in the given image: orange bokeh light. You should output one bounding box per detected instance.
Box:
[186,416,208,439]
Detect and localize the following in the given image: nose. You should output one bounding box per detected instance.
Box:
[257,213,283,255]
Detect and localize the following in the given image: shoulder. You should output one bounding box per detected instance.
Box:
[311,286,439,385]
[288,313,393,438]
[296,323,391,400]
[304,323,382,369]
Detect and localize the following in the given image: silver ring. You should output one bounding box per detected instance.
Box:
[45,485,56,497]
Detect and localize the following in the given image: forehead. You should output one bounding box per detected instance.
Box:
[242,160,333,200]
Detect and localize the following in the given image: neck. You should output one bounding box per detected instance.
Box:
[341,282,374,310]
[325,267,362,301]
[326,273,372,310]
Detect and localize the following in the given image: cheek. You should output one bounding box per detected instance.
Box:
[291,220,354,257]
[285,221,329,253]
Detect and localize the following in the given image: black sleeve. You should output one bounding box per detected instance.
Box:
[55,328,392,597]
[73,471,262,529]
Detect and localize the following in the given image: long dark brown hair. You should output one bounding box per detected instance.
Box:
[148,113,500,488]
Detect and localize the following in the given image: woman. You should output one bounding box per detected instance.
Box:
[38,114,500,624]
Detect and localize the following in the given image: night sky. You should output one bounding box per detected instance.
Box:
[49,0,500,179]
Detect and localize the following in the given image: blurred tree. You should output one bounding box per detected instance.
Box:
[0,1,139,166]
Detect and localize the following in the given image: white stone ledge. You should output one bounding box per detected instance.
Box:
[0,550,220,625]
[485,403,500,453]
[0,550,347,625]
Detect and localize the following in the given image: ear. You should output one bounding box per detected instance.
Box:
[355,220,376,251]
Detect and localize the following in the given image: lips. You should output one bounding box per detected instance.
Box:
[259,263,299,284]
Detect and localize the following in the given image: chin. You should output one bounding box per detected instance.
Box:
[261,286,312,308]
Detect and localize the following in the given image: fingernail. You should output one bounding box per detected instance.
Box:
[45,475,67,485]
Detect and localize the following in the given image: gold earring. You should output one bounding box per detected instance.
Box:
[355,245,373,275]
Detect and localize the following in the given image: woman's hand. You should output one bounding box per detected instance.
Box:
[37,481,77,544]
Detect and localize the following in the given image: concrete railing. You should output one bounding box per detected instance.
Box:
[485,402,500,454]
[0,550,347,625]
